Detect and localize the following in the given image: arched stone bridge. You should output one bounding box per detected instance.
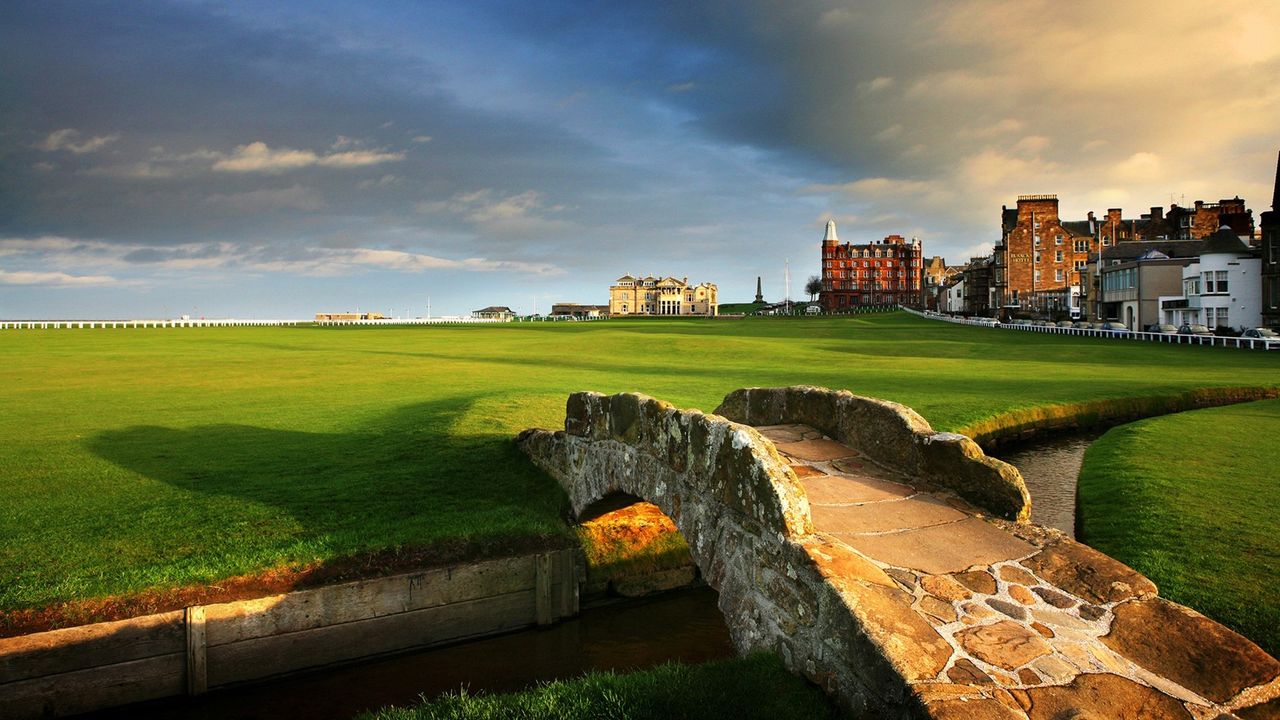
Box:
[518,386,1280,719]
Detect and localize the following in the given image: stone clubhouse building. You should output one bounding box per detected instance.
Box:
[608,275,719,316]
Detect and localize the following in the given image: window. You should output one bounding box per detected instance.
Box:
[1034,269,1042,283]
[1203,271,1229,294]
[1034,236,1041,248]
[1209,307,1229,328]
[1055,235,1063,245]
[1184,277,1200,296]
[1055,250,1064,262]
[1034,252,1042,263]
[1055,269,1065,282]
[1075,260,1087,270]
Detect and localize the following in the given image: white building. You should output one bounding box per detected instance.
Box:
[943,278,966,313]
[1161,228,1262,330]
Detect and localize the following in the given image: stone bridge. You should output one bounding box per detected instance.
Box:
[518,386,1280,719]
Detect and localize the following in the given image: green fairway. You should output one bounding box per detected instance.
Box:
[1,312,1277,614]
[362,654,844,720]
[1077,399,1280,657]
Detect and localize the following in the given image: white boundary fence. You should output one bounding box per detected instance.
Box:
[0,319,306,329]
[900,306,1279,352]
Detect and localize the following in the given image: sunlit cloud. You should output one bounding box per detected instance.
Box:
[37,128,118,154]
[211,142,405,174]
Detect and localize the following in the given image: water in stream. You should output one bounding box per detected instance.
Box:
[994,432,1101,538]
[83,588,734,720]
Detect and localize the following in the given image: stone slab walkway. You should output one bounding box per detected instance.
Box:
[759,423,1280,720]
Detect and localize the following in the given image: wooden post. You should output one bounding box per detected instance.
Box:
[535,553,553,626]
[185,606,207,695]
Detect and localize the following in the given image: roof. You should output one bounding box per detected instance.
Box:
[1103,240,1202,262]
[1200,227,1251,255]
[473,306,513,313]
[823,219,839,242]
[1060,221,1095,237]
[616,274,635,281]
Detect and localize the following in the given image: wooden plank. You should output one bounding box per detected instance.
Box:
[185,606,207,696]
[556,548,580,619]
[0,610,184,684]
[0,652,184,719]
[204,555,536,647]
[206,589,536,687]
[535,553,553,626]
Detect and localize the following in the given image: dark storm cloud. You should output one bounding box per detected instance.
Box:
[0,0,639,260]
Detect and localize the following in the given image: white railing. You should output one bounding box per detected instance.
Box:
[0,318,307,329]
[901,306,1278,352]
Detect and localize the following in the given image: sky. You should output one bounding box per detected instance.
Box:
[2,0,1278,318]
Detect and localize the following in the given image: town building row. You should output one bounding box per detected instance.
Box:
[934,151,1280,333]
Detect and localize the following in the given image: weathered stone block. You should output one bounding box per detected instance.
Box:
[1021,540,1157,605]
[1101,598,1280,705]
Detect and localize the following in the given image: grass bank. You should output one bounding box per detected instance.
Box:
[361,653,844,720]
[1077,399,1280,657]
[1,312,1276,620]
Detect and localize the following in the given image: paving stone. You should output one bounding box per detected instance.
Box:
[927,697,1026,720]
[955,570,998,594]
[1021,540,1157,605]
[1018,667,1041,685]
[800,472,914,505]
[1078,604,1106,621]
[1031,606,1093,631]
[913,683,989,703]
[986,598,1029,621]
[885,567,918,591]
[812,493,967,534]
[991,688,1024,713]
[1101,598,1280,705]
[955,620,1053,670]
[789,464,826,478]
[923,574,973,601]
[920,594,958,623]
[948,657,994,685]
[844,518,1035,575]
[999,565,1039,586]
[835,580,953,681]
[1009,688,1033,711]
[1008,585,1036,605]
[799,534,896,589]
[1024,672,1193,719]
[963,601,999,621]
[773,437,859,461]
[755,424,817,443]
[1030,655,1076,683]
[1030,621,1054,639]
[1058,642,1099,671]
[1030,586,1075,609]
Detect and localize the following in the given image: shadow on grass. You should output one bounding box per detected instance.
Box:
[84,397,574,591]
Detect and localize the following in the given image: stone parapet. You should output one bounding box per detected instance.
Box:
[715,386,1030,521]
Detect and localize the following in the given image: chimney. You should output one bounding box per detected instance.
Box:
[1150,206,1164,221]
[1087,211,1095,222]
[1194,200,1204,211]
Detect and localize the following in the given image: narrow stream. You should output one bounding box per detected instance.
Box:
[82,588,734,720]
[993,431,1103,538]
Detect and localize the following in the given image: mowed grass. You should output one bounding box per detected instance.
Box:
[1077,399,1280,657]
[1,312,1277,611]
[362,653,844,720]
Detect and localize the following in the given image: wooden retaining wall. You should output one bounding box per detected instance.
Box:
[0,549,579,718]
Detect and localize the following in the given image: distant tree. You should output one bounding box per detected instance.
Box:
[805,275,823,301]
